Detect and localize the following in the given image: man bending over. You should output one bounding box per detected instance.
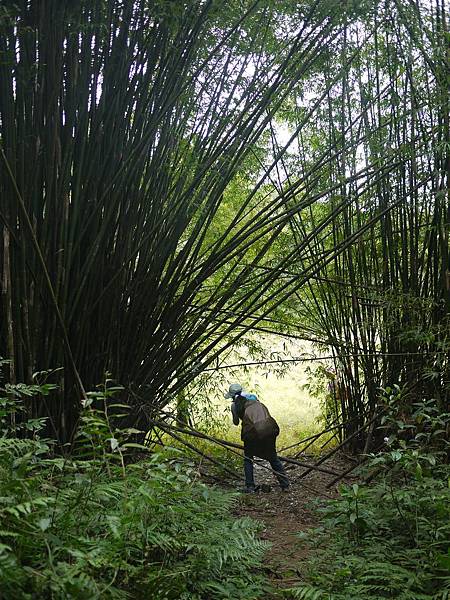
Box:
[225,383,289,493]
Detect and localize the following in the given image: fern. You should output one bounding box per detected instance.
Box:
[288,585,332,599]
[287,463,450,600]
[0,379,269,599]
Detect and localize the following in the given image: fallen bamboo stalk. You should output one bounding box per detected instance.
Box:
[156,417,347,478]
[280,421,341,453]
[293,428,336,457]
[155,421,239,480]
[278,455,343,477]
[326,441,386,488]
[279,412,366,455]
[319,429,339,450]
[326,458,364,488]
[297,412,383,480]
[157,417,243,449]
[155,418,291,481]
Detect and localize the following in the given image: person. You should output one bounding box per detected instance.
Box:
[224,383,289,493]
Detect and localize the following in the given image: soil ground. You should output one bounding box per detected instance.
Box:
[232,454,357,594]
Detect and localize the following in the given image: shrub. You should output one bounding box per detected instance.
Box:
[286,392,450,600]
[0,375,269,599]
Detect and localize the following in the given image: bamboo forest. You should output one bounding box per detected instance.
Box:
[0,0,449,598]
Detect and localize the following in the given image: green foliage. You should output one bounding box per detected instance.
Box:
[302,364,340,427]
[0,377,269,599]
[378,385,450,458]
[286,461,450,599]
[285,396,450,600]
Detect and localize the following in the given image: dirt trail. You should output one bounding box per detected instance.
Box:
[233,454,356,591]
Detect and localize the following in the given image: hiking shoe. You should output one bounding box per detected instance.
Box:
[281,486,290,493]
[242,486,256,494]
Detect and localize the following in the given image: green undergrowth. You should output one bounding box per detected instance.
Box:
[285,463,450,600]
[284,391,450,600]
[0,377,270,599]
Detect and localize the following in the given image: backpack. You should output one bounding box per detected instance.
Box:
[241,400,280,441]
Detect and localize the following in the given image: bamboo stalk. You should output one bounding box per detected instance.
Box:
[155,417,347,478]
[297,412,383,480]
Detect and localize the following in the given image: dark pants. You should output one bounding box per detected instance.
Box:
[243,436,289,489]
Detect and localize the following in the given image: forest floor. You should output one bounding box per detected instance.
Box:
[232,454,357,595]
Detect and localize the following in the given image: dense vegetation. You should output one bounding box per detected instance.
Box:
[2,372,449,598]
[0,372,269,600]
[291,467,450,599]
[2,0,364,440]
[289,390,450,599]
[2,0,447,443]
[0,0,448,598]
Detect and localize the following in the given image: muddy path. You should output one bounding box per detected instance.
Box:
[233,454,356,593]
